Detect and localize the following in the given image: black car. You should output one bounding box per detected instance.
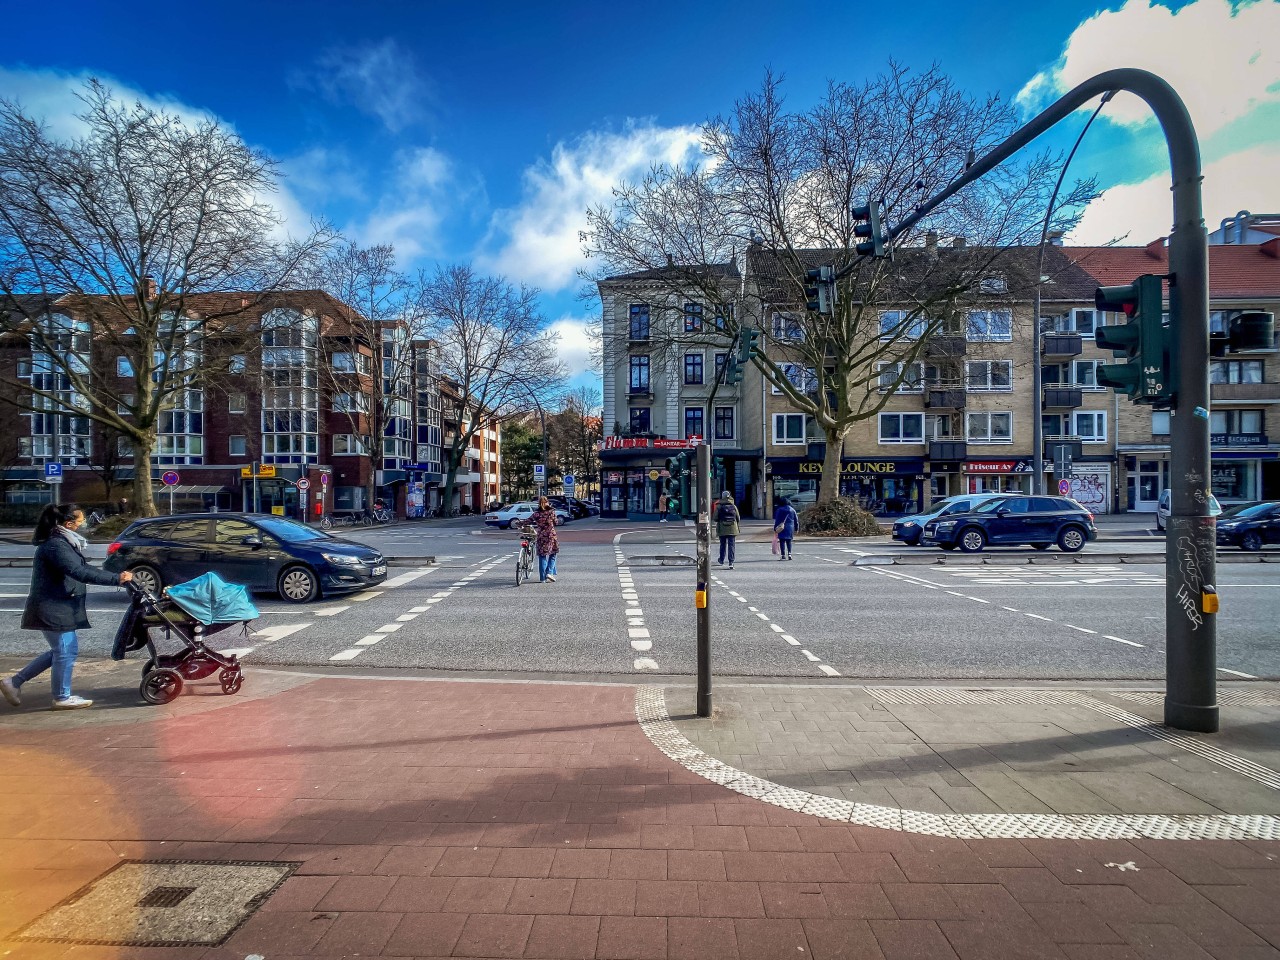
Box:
[548,496,598,520]
[104,513,387,602]
[1216,501,1280,550]
[923,495,1098,553]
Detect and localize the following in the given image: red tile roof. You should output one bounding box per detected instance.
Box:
[1068,242,1280,300]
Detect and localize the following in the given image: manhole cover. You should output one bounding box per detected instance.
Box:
[13,859,297,947]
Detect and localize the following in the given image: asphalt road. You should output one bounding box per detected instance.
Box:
[0,517,1275,682]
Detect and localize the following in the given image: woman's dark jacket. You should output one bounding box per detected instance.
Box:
[21,533,119,632]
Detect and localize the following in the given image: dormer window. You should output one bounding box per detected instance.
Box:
[979,276,1008,294]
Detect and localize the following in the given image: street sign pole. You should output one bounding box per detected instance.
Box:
[696,442,711,718]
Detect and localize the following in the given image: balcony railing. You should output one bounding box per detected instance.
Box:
[1210,382,1275,402]
[1043,387,1083,408]
[1041,333,1084,357]
[924,335,967,359]
[928,438,967,461]
[1044,436,1083,460]
[924,381,966,409]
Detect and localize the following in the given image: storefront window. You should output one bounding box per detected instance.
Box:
[1211,461,1257,500]
[774,478,818,511]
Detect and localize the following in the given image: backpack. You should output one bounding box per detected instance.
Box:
[717,501,736,523]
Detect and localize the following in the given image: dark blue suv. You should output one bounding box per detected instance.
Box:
[923,495,1097,553]
[105,513,387,602]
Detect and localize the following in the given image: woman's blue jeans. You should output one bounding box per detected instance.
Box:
[12,630,78,701]
[538,552,558,581]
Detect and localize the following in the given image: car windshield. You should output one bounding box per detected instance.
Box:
[973,498,1010,514]
[1228,503,1273,520]
[254,517,330,542]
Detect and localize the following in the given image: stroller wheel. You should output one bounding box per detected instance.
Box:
[140,668,183,705]
[219,667,244,696]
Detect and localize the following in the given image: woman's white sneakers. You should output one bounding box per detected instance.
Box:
[51,696,93,710]
[0,678,19,707]
[547,575,556,582]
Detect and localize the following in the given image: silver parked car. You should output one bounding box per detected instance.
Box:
[892,493,1004,546]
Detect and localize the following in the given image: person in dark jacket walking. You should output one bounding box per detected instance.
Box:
[772,496,799,560]
[1,504,131,710]
[715,492,741,568]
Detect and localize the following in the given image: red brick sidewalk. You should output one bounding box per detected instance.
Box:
[1,677,1278,959]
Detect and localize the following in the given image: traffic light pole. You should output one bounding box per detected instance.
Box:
[695,441,712,718]
[877,68,1215,731]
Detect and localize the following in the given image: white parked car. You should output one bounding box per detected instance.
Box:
[1155,488,1221,531]
[484,501,567,529]
[892,493,1004,546]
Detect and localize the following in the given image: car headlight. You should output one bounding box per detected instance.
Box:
[902,521,918,529]
[322,553,363,566]
[935,521,956,532]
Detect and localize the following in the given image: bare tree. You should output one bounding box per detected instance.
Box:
[584,64,1095,502]
[311,241,419,512]
[415,265,565,511]
[0,80,333,515]
[548,385,602,497]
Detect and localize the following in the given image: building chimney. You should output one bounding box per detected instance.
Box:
[666,253,674,267]
[140,276,157,301]
[1047,230,1064,246]
[925,230,938,254]
[1145,237,1167,259]
[951,237,966,249]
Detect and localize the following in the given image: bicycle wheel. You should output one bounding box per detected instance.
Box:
[523,548,534,582]
[321,516,332,530]
[515,549,525,586]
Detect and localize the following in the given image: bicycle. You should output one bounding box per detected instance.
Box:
[86,510,105,527]
[363,506,396,526]
[514,524,535,586]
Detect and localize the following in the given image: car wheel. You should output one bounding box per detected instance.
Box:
[958,528,986,553]
[1031,543,1052,551]
[1058,526,1087,552]
[1242,531,1263,551]
[129,564,163,596]
[1156,516,1164,531]
[278,565,320,603]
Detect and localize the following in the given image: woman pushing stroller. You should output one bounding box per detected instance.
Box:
[1,504,132,711]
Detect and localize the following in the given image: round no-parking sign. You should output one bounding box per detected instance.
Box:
[1058,479,1071,496]
[296,478,311,491]
[161,471,180,486]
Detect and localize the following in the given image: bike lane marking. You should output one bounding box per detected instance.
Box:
[709,574,839,678]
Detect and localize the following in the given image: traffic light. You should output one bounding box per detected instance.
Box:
[723,356,744,385]
[665,454,688,479]
[853,201,890,259]
[1094,275,1170,404]
[803,266,835,314]
[737,328,760,365]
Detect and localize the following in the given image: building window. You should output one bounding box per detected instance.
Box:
[878,362,924,392]
[260,308,319,464]
[925,414,954,439]
[229,435,246,457]
[1042,414,1065,437]
[1151,411,1171,436]
[879,310,927,339]
[684,406,704,440]
[1211,460,1258,500]
[966,412,1013,443]
[333,392,370,413]
[683,302,703,332]
[714,352,729,381]
[1073,411,1107,443]
[773,363,818,394]
[1210,359,1264,384]
[628,304,650,341]
[714,406,734,440]
[155,388,203,464]
[979,276,1007,294]
[713,304,732,330]
[629,407,651,434]
[1211,409,1264,437]
[628,355,650,392]
[116,356,134,377]
[966,309,1013,342]
[228,392,246,414]
[879,413,924,443]
[773,413,806,445]
[229,354,246,374]
[117,394,134,415]
[1073,359,1101,388]
[770,312,804,342]
[332,434,369,456]
[684,353,704,385]
[1068,309,1096,336]
[116,436,132,457]
[965,360,1012,391]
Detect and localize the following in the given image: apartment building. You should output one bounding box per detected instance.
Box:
[597,263,766,519]
[0,291,453,519]
[439,380,502,512]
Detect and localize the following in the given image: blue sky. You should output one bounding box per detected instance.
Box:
[3,0,1278,391]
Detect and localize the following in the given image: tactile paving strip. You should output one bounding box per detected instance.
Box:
[636,686,1280,841]
[1111,690,1280,707]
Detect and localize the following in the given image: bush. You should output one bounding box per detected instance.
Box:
[798,498,884,537]
[86,514,134,541]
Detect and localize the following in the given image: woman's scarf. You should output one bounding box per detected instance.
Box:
[53,523,90,557]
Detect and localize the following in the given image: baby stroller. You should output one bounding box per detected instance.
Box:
[113,572,258,705]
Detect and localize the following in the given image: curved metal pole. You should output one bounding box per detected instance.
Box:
[897,68,1214,732]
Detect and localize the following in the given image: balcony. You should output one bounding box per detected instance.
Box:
[1043,387,1083,408]
[1041,333,1083,357]
[627,385,653,400]
[1044,436,1083,461]
[1211,382,1275,402]
[928,439,967,461]
[924,335,966,359]
[925,386,966,409]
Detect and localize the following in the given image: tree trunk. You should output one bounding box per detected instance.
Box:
[441,452,460,516]
[130,434,158,516]
[817,425,849,504]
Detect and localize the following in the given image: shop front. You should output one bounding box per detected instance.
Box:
[963,458,1034,495]
[769,457,927,516]
[1212,450,1280,503]
[599,437,694,520]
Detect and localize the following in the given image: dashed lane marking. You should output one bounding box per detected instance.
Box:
[313,605,350,616]
[710,575,838,678]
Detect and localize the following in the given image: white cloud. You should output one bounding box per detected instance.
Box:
[1018,0,1280,139]
[547,315,597,380]
[481,122,704,292]
[349,146,477,260]
[1067,142,1280,244]
[295,39,432,134]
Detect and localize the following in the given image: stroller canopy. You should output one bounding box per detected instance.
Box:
[165,572,260,625]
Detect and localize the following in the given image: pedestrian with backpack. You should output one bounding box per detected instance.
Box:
[772,496,799,561]
[715,492,741,569]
